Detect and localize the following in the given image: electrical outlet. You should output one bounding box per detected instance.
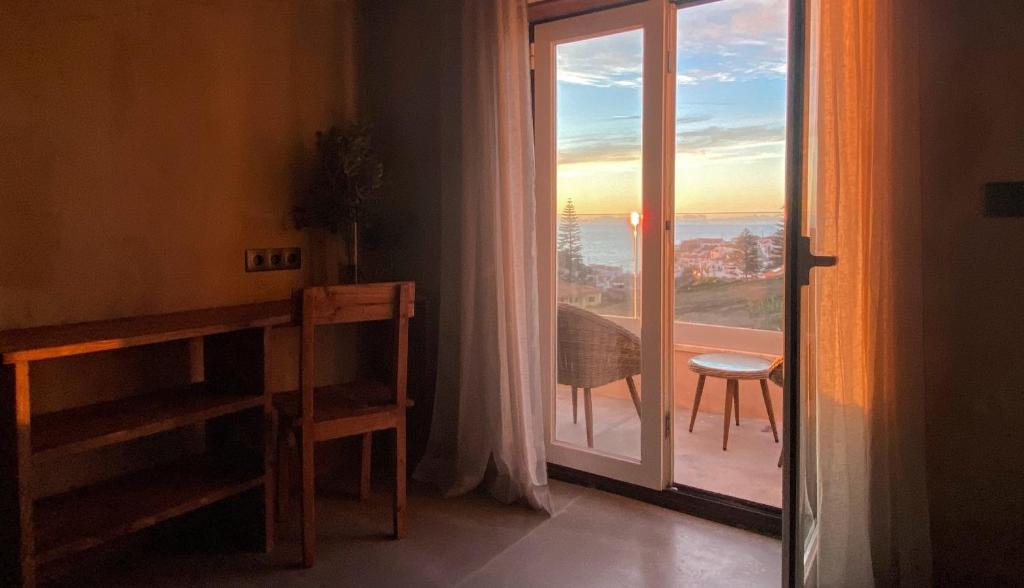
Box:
[245,247,301,272]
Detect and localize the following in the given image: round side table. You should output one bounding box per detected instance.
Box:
[687,352,780,450]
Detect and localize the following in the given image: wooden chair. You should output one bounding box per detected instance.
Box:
[275,282,414,568]
[769,357,784,468]
[687,352,779,451]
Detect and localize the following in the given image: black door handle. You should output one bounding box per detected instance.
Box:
[796,235,837,286]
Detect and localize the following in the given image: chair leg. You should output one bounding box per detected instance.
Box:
[572,386,578,424]
[583,387,594,448]
[626,376,641,419]
[723,380,737,450]
[300,422,316,568]
[734,384,740,426]
[360,432,372,502]
[276,425,292,522]
[760,379,779,442]
[688,375,706,432]
[393,421,407,540]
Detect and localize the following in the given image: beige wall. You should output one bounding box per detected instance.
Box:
[920,1,1024,584]
[0,0,360,495]
[0,0,358,327]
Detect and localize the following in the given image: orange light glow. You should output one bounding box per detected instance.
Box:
[629,211,641,228]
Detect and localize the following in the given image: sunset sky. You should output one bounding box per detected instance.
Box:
[556,0,788,216]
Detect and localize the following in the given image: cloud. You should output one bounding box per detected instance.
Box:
[679,114,714,125]
[679,69,739,84]
[677,124,785,159]
[677,0,788,53]
[555,0,788,89]
[555,28,643,88]
[676,0,788,86]
[557,122,784,166]
[557,129,639,165]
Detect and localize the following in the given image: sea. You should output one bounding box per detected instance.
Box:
[575,213,781,270]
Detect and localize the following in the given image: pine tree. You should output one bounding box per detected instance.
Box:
[558,199,585,281]
[732,228,762,277]
[766,218,784,269]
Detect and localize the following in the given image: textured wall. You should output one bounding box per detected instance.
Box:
[920,1,1024,583]
[0,0,358,327]
[0,0,360,495]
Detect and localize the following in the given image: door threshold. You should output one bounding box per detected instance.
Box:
[547,463,781,538]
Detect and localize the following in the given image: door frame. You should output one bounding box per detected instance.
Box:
[782,0,809,585]
[534,0,674,490]
[532,0,801,558]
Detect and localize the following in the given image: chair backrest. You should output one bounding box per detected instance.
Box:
[298,282,415,420]
[302,282,415,326]
[556,303,640,389]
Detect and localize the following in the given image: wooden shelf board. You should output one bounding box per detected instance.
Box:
[33,458,264,564]
[32,384,265,461]
[0,299,294,364]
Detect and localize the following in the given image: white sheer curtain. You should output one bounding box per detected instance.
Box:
[414,0,552,513]
[809,0,932,584]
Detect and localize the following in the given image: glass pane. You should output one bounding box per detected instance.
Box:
[673,0,788,333]
[553,29,643,459]
[672,0,788,506]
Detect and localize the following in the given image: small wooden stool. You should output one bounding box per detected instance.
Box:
[687,353,779,450]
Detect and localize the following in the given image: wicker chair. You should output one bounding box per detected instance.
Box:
[769,357,784,468]
[557,303,641,448]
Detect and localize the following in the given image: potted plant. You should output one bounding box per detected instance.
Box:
[294,124,384,283]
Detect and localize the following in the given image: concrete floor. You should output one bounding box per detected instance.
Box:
[59,480,780,587]
[555,390,782,507]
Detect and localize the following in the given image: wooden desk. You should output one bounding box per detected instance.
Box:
[0,301,294,587]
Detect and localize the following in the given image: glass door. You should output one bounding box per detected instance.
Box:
[784,0,832,584]
[534,0,674,489]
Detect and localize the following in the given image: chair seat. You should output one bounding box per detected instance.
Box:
[688,353,774,380]
[275,381,412,423]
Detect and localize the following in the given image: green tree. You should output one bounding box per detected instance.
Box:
[732,228,762,277]
[766,218,784,269]
[558,199,585,281]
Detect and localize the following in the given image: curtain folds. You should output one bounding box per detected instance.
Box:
[810,0,932,584]
[414,0,552,514]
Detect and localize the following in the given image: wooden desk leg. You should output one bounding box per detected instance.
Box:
[2,362,35,587]
[393,420,407,539]
[300,422,316,568]
[360,432,372,502]
[261,328,275,554]
[276,425,292,522]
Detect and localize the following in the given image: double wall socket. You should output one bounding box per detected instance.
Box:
[245,247,301,272]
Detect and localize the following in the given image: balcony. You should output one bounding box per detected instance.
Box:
[555,212,783,507]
